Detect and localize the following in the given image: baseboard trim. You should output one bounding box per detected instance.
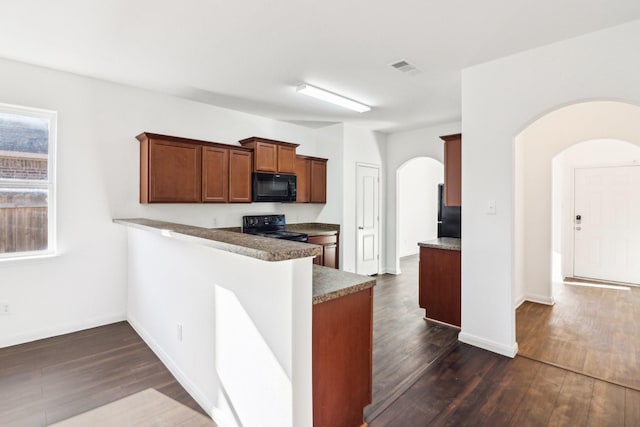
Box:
[513,295,526,309]
[127,316,218,424]
[458,331,518,358]
[524,294,555,306]
[0,312,126,349]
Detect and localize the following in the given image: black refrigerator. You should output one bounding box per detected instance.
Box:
[437,184,461,238]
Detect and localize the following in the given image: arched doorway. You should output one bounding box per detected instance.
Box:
[513,101,640,390]
[395,157,443,272]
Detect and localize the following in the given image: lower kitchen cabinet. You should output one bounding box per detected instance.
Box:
[418,246,461,327]
[308,234,339,269]
[313,287,373,427]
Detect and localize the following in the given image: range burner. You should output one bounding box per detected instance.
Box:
[242,214,308,242]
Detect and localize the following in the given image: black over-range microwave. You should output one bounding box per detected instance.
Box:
[252,172,297,202]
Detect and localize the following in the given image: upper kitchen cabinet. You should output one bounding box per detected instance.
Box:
[310,158,327,203]
[202,146,229,202]
[137,133,253,204]
[239,137,299,174]
[440,133,461,206]
[295,155,328,204]
[138,133,202,203]
[228,149,253,203]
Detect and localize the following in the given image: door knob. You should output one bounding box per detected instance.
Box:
[358,226,364,230]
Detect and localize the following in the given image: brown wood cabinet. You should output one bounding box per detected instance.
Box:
[228,149,253,203]
[295,155,328,204]
[308,234,339,269]
[313,287,373,427]
[295,156,310,203]
[137,133,252,204]
[440,133,461,206]
[418,246,461,327]
[238,137,299,174]
[310,159,327,203]
[202,146,228,202]
[139,135,202,203]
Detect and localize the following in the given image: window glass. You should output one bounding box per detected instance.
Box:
[0,106,55,257]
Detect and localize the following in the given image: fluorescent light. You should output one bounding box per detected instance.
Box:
[296,83,370,113]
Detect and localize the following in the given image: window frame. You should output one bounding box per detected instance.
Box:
[0,102,57,260]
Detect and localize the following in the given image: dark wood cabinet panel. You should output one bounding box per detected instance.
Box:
[441,133,461,207]
[137,133,252,204]
[228,149,252,203]
[323,244,337,269]
[202,146,229,203]
[313,288,373,427]
[254,141,278,173]
[295,157,310,203]
[239,137,300,173]
[146,138,202,203]
[310,159,327,203]
[308,234,338,269]
[419,246,461,327]
[277,145,296,174]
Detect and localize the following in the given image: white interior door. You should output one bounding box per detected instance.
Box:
[356,164,379,275]
[574,165,640,284]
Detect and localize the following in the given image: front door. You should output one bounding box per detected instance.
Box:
[356,164,380,275]
[574,165,640,284]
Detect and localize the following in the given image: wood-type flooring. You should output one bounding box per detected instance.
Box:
[370,342,640,426]
[517,278,640,390]
[0,321,206,427]
[365,255,460,420]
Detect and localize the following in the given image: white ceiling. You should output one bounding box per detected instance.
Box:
[2,1,640,133]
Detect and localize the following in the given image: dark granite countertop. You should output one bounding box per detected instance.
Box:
[418,237,461,251]
[114,218,322,262]
[285,222,340,236]
[313,265,375,304]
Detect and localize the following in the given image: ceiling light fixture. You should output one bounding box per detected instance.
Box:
[296,83,370,113]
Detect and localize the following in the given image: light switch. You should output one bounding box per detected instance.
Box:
[487,200,496,215]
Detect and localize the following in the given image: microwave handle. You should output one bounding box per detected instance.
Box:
[288,179,296,198]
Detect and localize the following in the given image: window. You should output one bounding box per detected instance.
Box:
[0,103,56,258]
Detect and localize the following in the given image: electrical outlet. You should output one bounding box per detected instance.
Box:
[177,323,183,342]
[0,303,10,315]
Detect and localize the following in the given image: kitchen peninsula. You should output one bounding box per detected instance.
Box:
[115,218,374,427]
[418,237,461,328]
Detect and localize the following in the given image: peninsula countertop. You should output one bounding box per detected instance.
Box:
[114,218,322,262]
[312,265,375,304]
[418,237,461,251]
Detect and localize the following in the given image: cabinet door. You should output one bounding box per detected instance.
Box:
[202,146,229,203]
[254,141,278,173]
[277,145,297,174]
[229,149,253,203]
[419,246,461,327]
[310,159,327,203]
[443,135,461,206]
[323,243,337,269]
[295,157,310,203]
[148,139,201,203]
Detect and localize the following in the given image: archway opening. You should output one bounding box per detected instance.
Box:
[395,157,443,272]
[513,100,640,390]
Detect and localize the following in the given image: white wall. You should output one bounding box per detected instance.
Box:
[126,227,312,427]
[397,158,443,257]
[0,57,330,348]
[461,19,640,357]
[385,122,459,273]
[554,138,640,280]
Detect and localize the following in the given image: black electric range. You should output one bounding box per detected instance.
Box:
[242,214,308,242]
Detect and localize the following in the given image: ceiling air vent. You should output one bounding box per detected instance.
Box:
[390,60,418,73]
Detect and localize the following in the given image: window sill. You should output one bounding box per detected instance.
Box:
[0,251,59,264]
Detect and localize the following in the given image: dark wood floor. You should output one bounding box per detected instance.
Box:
[0,321,205,427]
[370,342,640,426]
[366,255,460,420]
[517,279,640,390]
